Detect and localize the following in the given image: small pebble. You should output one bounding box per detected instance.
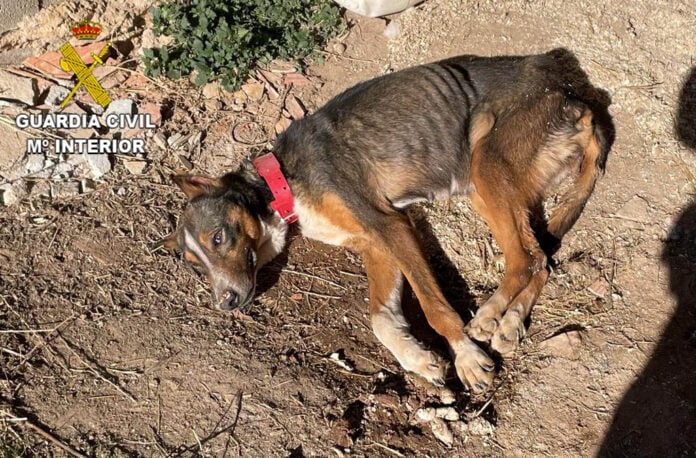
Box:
[430,418,454,446]
[435,407,460,421]
[439,388,456,405]
[415,407,436,422]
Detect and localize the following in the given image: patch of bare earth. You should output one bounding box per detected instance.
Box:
[2,0,695,456]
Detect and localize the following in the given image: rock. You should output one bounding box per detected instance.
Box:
[105,99,135,117]
[168,133,185,148]
[256,70,281,99]
[188,131,202,149]
[0,123,31,180]
[80,178,96,194]
[439,388,456,405]
[0,69,37,106]
[153,132,167,150]
[25,154,45,174]
[92,58,126,89]
[52,161,73,180]
[139,102,162,127]
[202,82,220,99]
[430,418,454,446]
[241,82,264,101]
[85,103,105,116]
[332,42,347,55]
[466,417,495,437]
[435,407,460,421]
[43,84,70,107]
[384,21,401,39]
[24,43,109,80]
[23,51,71,79]
[0,183,20,206]
[588,277,610,298]
[540,331,584,360]
[29,181,50,197]
[274,117,292,134]
[285,95,306,120]
[415,407,436,422]
[205,99,222,112]
[100,70,129,90]
[82,153,111,179]
[50,181,80,199]
[123,159,147,175]
[283,72,312,87]
[178,154,194,170]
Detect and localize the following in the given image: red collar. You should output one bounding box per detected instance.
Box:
[252,153,298,224]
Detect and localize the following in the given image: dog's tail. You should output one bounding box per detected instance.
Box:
[543,108,610,251]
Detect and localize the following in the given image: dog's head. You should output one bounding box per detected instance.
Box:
[159,173,272,310]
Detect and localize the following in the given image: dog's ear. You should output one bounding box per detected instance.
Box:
[171,174,220,199]
[154,232,180,251]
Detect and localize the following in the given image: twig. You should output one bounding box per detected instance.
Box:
[299,290,341,300]
[174,391,243,456]
[193,429,203,452]
[607,238,617,309]
[0,328,64,334]
[57,336,138,403]
[473,396,495,418]
[338,270,364,279]
[2,297,75,372]
[0,409,87,458]
[369,441,405,457]
[1,347,22,357]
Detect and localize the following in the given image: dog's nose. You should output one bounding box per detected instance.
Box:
[217,290,239,310]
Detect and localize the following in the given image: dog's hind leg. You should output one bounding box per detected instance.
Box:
[363,246,447,386]
[491,110,606,354]
[466,181,547,347]
[368,215,496,392]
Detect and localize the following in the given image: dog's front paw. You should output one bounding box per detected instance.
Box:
[401,349,448,387]
[468,306,501,343]
[491,308,525,355]
[452,339,495,393]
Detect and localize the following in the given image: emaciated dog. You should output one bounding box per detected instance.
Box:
[159,48,613,392]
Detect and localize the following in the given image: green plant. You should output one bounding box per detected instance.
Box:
[144,0,344,91]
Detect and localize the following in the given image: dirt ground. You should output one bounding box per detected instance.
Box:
[1,0,695,456]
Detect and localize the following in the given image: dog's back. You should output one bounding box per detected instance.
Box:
[275,48,612,224]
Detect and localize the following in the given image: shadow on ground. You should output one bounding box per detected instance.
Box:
[598,68,696,456]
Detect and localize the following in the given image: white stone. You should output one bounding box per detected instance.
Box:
[0,183,18,205]
[25,154,45,174]
[83,153,111,179]
[415,407,436,422]
[105,99,135,117]
[123,159,146,175]
[435,407,460,421]
[430,418,454,446]
[44,85,70,106]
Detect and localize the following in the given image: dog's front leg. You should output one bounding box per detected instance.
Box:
[362,246,447,387]
[369,215,496,393]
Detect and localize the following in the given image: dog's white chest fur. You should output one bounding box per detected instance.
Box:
[293,197,352,246]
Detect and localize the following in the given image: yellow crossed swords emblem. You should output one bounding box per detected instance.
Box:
[59,41,112,110]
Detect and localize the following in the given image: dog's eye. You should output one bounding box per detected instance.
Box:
[212,230,223,247]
